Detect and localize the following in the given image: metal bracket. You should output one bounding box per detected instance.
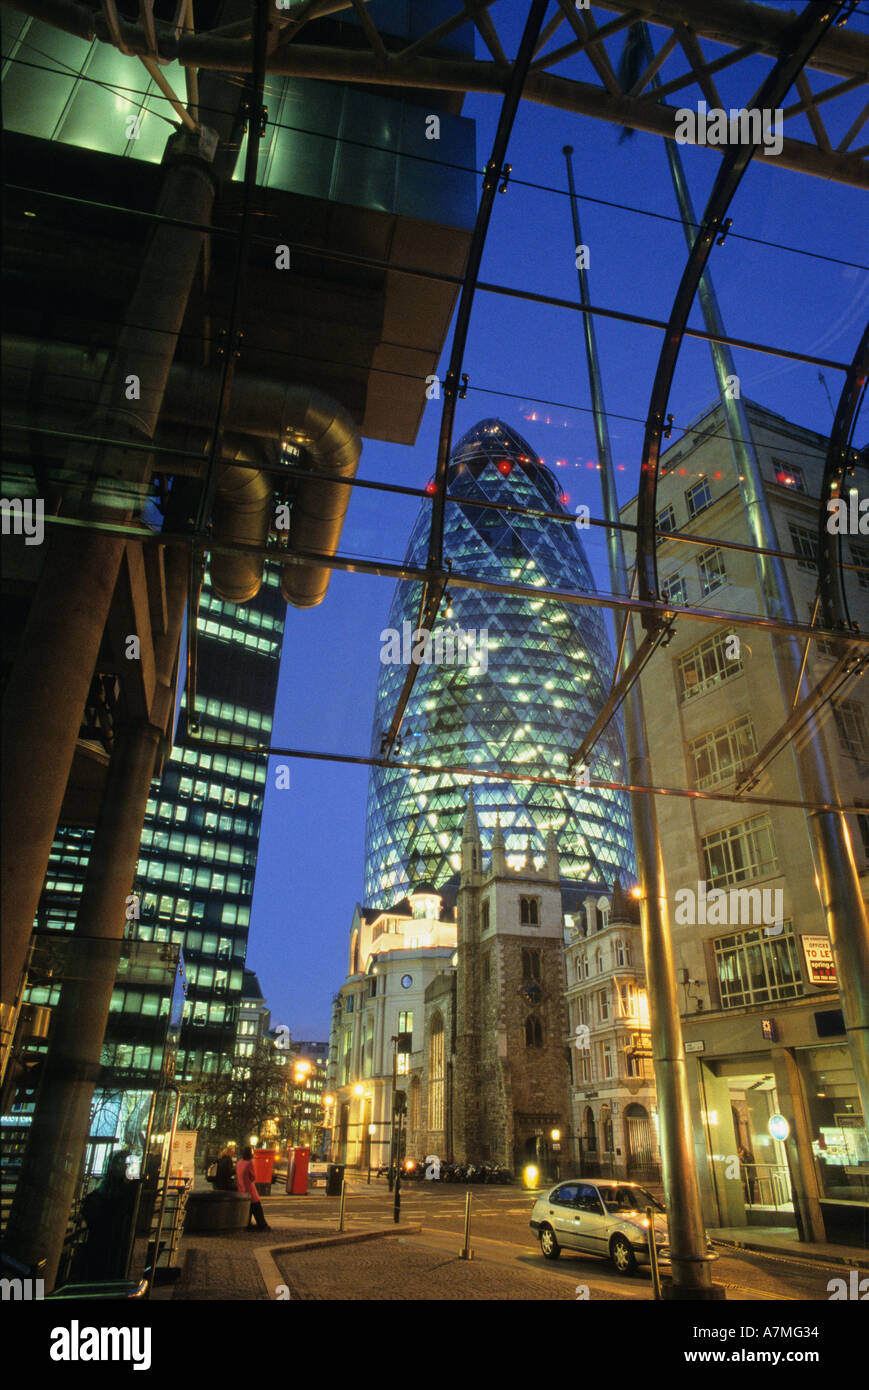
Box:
[216,329,244,360]
[716,217,733,247]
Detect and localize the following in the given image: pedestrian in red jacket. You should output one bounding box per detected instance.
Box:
[236,1146,270,1231]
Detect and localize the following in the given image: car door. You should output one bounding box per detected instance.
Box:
[572,1183,610,1256]
[547,1183,582,1248]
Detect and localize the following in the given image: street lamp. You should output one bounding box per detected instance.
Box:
[550,1128,561,1181]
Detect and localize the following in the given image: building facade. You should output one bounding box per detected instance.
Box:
[327,887,458,1172]
[563,883,658,1180]
[330,796,645,1177]
[621,398,869,1244]
[364,417,636,907]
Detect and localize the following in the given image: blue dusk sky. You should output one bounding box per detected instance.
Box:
[243,4,869,1038]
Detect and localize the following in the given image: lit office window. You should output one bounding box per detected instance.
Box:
[713,925,801,1008]
[702,814,778,887]
[689,715,757,789]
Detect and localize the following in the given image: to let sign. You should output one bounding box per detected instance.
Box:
[801,935,836,986]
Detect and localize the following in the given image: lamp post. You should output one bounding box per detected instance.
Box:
[550,1128,561,1182]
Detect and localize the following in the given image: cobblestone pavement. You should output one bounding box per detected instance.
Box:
[274,1236,637,1301]
[169,1226,331,1301]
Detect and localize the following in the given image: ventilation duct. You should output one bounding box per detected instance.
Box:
[2,338,363,607]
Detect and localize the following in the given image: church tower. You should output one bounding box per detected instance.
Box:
[455,812,571,1170]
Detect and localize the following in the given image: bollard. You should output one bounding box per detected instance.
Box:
[338,1178,347,1233]
[459,1190,473,1260]
[646,1206,662,1300]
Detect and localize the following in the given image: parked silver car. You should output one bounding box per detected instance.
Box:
[530,1179,672,1276]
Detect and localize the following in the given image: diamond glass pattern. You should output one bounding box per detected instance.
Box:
[364,419,636,905]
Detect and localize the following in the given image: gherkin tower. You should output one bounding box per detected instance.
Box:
[364,419,635,906]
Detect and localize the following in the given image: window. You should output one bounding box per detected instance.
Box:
[662,573,687,605]
[851,543,869,590]
[602,1042,614,1078]
[579,995,588,1025]
[524,1016,543,1048]
[598,988,609,1021]
[698,546,726,595]
[657,504,677,534]
[835,701,867,757]
[428,1013,445,1132]
[678,629,743,702]
[689,715,757,790]
[789,523,818,572]
[481,901,490,933]
[702,814,778,887]
[615,939,631,967]
[519,896,539,926]
[686,479,712,518]
[522,949,541,982]
[773,460,805,492]
[713,924,802,1008]
[857,813,869,859]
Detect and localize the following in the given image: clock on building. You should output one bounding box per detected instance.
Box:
[519,981,542,1005]
[401,974,413,989]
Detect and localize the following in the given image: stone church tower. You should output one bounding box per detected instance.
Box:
[454,793,571,1169]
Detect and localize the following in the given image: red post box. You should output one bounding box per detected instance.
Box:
[252,1149,276,1190]
[289,1145,310,1195]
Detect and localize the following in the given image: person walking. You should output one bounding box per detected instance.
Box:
[236,1146,270,1231]
[213,1148,236,1192]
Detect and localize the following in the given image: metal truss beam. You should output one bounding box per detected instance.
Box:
[6,0,867,187]
[817,321,869,633]
[174,731,869,818]
[379,0,549,760]
[566,622,673,777]
[635,0,845,630]
[30,511,869,650]
[734,644,868,794]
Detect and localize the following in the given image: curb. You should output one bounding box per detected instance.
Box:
[274,1223,422,1255]
[254,1224,423,1298]
[710,1237,869,1270]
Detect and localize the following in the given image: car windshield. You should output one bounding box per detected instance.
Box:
[597,1185,664,1214]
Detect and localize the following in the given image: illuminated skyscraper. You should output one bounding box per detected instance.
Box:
[364,419,636,906]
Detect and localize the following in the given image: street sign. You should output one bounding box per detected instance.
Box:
[801,935,836,986]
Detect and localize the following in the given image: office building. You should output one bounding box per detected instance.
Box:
[364,418,636,907]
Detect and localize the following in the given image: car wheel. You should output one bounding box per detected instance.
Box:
[610,1234,637,1276]
[539,1225,561,1260]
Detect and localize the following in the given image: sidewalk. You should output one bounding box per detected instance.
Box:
[710,1226,868,1269]
[163,1206,415,1300]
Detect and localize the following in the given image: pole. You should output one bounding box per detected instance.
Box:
[637,20,869,1137]
[646,1205,662,1300]
[564,146,717,1299]
[338,1177,347,1233]
[459,1190,474,1260]
[145,1084,181,1298]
